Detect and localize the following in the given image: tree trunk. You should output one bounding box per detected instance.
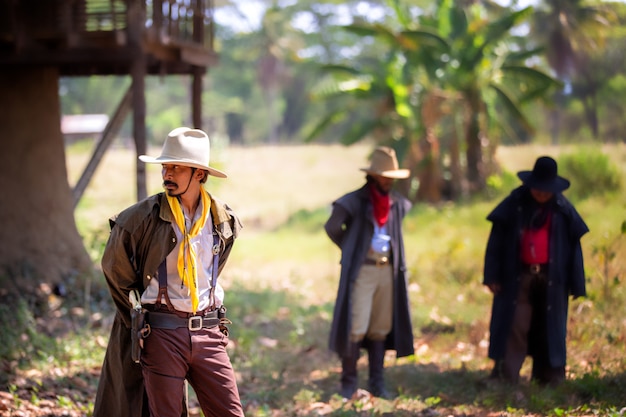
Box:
[0,67,92,295]
[414,91,445,203]
[581,92,599,140]
[465,90,486,193]
[415,128,441,203]
[448,128,463,200]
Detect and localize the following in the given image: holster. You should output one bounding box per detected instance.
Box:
[130,306,149,363]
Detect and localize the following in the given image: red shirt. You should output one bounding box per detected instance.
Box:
[520,212,551,264]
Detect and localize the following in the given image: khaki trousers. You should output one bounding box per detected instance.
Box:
[350,263,393,342]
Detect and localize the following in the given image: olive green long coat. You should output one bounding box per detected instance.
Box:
[92,192,241,417]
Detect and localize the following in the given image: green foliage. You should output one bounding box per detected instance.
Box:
[558,148,623,201]
[589,219,626,300]
[280,207,329,232]
[485,169,518,199]
[55,0,626,151]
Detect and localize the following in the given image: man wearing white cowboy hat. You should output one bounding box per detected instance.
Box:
[483,155,589,386]
[93,127,244,417]
[325,146,415,399]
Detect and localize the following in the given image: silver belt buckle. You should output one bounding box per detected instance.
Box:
[188,316,203,331]
[378,256,388,266]
[530,264,541,274]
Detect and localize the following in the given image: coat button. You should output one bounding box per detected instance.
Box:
[147,275,151,280]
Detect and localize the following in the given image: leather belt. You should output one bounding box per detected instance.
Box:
[363,257,389,267]
[147,310,219,331]
[523,263,548,275]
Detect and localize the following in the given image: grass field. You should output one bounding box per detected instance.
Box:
[5,141,625,416]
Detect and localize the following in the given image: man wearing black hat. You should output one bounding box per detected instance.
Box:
[483,156,589,386]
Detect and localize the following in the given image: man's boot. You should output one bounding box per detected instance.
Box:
[367,340,391,398]
[340,341,361,399]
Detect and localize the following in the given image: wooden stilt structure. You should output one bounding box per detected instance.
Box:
[0,0,217,203]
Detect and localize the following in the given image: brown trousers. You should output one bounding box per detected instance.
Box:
[501,270,565,385]
[141,323,244,417]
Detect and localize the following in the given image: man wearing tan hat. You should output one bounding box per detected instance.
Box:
[93,127,244,417]
[325,146,415,400]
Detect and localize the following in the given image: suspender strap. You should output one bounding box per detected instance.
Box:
[208,233,220,311]
[158,260,167,287]
[155,232,221,311]
[155,259,174,311]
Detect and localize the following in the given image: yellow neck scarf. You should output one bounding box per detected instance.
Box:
[166,188,211,313]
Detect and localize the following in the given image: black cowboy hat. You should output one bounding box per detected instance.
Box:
[517,156,570,193]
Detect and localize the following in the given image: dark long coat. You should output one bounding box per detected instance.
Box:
[324,183,414,359]
[483,186,588,367]
[92,192,241,417]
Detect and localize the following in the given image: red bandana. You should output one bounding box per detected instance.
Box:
[369,183,390,227]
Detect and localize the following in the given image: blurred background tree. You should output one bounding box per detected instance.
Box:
[60,0,626,201]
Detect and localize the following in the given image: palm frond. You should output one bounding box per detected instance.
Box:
[490,82,534,134]
[341,118,387,146]
[303,111,347,143]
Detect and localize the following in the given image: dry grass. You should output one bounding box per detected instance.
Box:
[67,141,626,307]
[68,141,626,233]
[67,142,372,235]
[59,141,626,416]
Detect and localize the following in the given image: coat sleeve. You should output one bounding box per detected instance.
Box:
[101,222,139,329]
[563,198,589,298]
[324,203,350,248]
[568,240,586,298]
[483,222,505,286]
[483,193,518,287]
[566,210,588,298]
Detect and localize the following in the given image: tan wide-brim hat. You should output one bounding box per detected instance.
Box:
[139,127,227,178]
[360,146,410,179]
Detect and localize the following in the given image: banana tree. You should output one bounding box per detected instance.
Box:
[305,23,451,202]
[307,0,561,201]
[434,1,562,192]
[529,0,615,140]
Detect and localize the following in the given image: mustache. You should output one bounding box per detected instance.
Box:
[163,180,178,187]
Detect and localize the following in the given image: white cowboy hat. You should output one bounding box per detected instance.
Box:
[360,146,410,179]
[139,127,227,178]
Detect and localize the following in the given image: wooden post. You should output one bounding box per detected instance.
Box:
[128,0,147,201]
[192,67,202,129]
[191,0,204,129]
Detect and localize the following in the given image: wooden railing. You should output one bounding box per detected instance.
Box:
[0,0,213,51]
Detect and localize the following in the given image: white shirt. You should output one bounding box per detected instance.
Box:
[142,200,224,312]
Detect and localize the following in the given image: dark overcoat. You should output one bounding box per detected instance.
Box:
[92,192,241,417]
[483,186,588,367]
[325,183,414,359]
